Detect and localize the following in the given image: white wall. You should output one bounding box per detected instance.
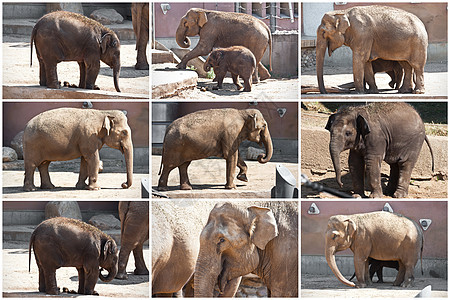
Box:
[302,3,334,36]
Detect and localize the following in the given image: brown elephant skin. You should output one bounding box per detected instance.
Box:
[23,108,133,191]
[325,211,423,288]
[325,102,434,198]
[31,11,121,92]
[131,3,149,70]
[195,201,298,297]
[116,201,149,280]
[349,257,400,283]
[152,201,216,296]
[28,217,119,295]
[157,108,273,190]
[204,46,256,92]
[370,59,404,89]
[316,5,427,94]
[175,8,272,82]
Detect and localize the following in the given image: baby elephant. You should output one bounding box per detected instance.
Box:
[204,46,256,92]
[29,217,119,295]
[349,257,400,283]
[326,102,434,198]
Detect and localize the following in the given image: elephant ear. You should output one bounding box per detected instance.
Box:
[325,113,337,131]
[335,14,350,34]
[355,114,370,145]
[103,239,116,258]
[197,10,208,27]
[100,33,113,54]
[248,206,278,250]
[103,116,115,135]
[344,218,357,241]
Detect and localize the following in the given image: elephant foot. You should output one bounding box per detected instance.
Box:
[135,62,149,70]
[413,88,425,94]
[76,182,88,190]
[243,87,251,92]
[389,81,395,88]
[115,272,128,280]
[180,183,192,190]
[369,191,383,198]
[40,183,55,189]
[399,87,413,94]
[355,282,367,288]
[134,268,149,275]
[367,88,379,94]
[176,62,186,69]
[393,190,408,198]
[157,185,169,191]
[87,183,101,190]
[259,73,271,81]
[23,184,37,192]
[225,183,236,189]
[235,84,243,90]
[237,174,248,182]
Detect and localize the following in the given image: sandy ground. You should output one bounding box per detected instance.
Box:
[2,171,149,199]
[301,62,447,96]
[301,274,448,298]
[3,35,149,96]
[169,77,299,100]
[3,241,149,298]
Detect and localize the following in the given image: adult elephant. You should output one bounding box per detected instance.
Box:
[131,3,149,70]
[175,8,272,82]
[157,108,273,191]
[195,201,298,297]
[325,211,423,288]
[316,5,428,94]
[116,201,149,280]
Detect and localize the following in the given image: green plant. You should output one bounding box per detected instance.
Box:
[187,65,197,71]
[206,69,215,79]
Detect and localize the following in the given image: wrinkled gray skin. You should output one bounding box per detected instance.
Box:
[195,201,298,297]
[316,5,427,94]
[349,257,400,283]
[325,211,423,288]
[368,59,404,90]
[116,201,149,280]
[152,201,216,297]
[325,102,434,198]
[176,8,272,82]
[23,108,133,191]
[158,108,273,191]
[29,217,119,295]
[31,10,121,92]
[204,46,256,92]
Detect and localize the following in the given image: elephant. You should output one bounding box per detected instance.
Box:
[28,217,119,295]
[325,102,434,198]
[152,200,216,296]
[204,46,256,92]
[175,8,272,83]
[325,211,423,288]
[131,3,149,70]
[368,59,404,90]
[349,257,400,283]
[157,108,273,191]
[116,201,149,280]
[23,107,133,191]
[195,201,298,297]
[316,5,428,94]
[31,10,121,92]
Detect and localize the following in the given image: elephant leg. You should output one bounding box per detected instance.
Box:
[83,268,98,295]
[365,155,383,198]
[377,266,384,283]
[85,61,100,90]
[178,161,192,190]
[214,71,226,90]
[38,265,46,293]
[77,267,85,294]
[393,262,406,286]
[225,151,238,189]
[386,70,396,88]
[353,256,368,288]
[363,61,379,93]
[398,62,413,93]
[76,156,89,189]
[85,150,101,190]
[386,163,399,196]
[364,259,372,285]
[352,53,366,93]
[176,42,213,69]
[44,268,59,295]
[412,65,425,94]
[231,73,243,90]
[78,62,87,88]
[219,276,242,297]
[243,75,252,92]
[236,153,248,182]
[38,59,47,86]
[348,150,365,197]
[157,165,176,191]
[38,161,55,189]
[393,161,415,198]
[117,245,132,279]
[257,62,271,81]
[133,244,149,275]
[44,61,60,89]
[134,6,149,70]
[24,160,37,191]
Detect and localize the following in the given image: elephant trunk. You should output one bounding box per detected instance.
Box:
[176,22,191,48]
[203,61,211,72]
[194,251,221,297]
[113,62,121,93]
[121,142,133,189]
[316,32,327,94]
[257,126,273,164]
[329,138,343,188]
[99,265,118,282]
[325,246,356,287]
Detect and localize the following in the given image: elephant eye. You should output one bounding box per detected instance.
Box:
[332,233,338,240]
[218,237,226,244]
[121,130,128,136]
[345,130,352,137]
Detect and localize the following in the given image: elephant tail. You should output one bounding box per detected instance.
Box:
[30,27,36,67]
[424,135,435,173]
[118,201,130,237]
[268,28,272,72]
[420,231,424,275]
[158,145,165,176]
[28,232,35,272]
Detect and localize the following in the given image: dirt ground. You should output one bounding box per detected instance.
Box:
[168,77,299,100]
[3,35,149,95]
[2,170,149,199]
[301,62,447,96]
[300,108,448,199]
[3,241,149,298]
[301,274,448,298]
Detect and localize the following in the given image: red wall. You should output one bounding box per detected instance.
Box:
[301,201,447,259]
[3,201,119,211]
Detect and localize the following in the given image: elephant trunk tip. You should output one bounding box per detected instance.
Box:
[121,182,131,189]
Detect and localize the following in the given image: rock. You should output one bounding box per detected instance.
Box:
[171,48,208,78]
[45,201,82,220]
[246,146,265,161]
[90,9,124,25]
[88,214,120,230]
[3,147,18,162]
[10,131,24,160]
[46,3,84,15]
[301,47,316,69]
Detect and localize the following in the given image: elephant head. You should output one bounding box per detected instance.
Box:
[194,203,278,297]
[102,111,133,189]
[316,12,350,93]
[176,8,208,48]
[244,109,273,163]
[99,32,121,92]
[325,215,357,287]
[325,108,370,187]
[99,239,119,282]
[203,50,223,72]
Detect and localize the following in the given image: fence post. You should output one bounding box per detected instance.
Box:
[269,2,276,33]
